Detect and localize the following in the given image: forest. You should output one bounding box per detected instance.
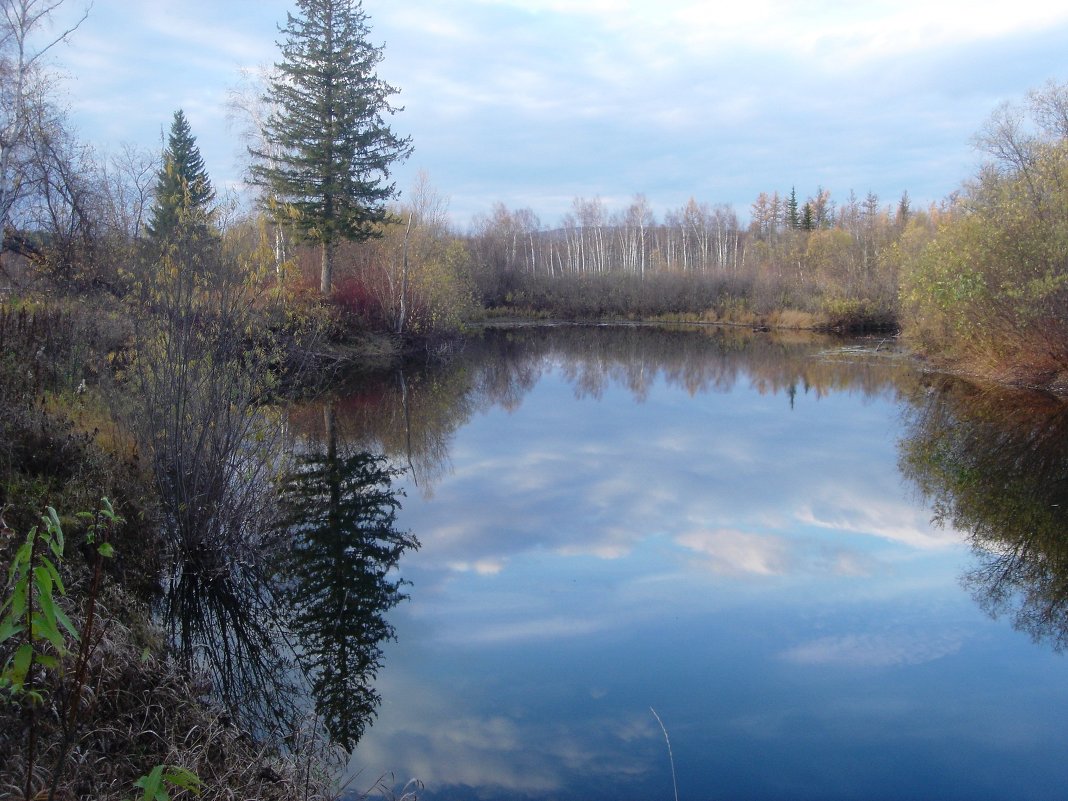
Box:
[2,0,1068,798]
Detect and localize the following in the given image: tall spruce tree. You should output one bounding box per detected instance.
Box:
[785,186,800,230]
[250,0,413,295]
[147,109,215,243]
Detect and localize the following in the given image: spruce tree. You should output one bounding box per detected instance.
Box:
[250,0,413,295]
[147,109,215,243]
[786,186,800,230]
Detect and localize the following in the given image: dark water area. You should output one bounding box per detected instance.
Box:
[173,324,1068,800]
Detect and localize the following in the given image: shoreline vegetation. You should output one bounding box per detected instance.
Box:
[2,0,1068,795]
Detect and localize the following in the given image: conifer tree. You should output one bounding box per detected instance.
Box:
[147,109,215,243]
[786,186,800,230]
[250,0,413,295]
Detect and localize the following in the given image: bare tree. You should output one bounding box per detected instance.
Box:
[0,0,89,237]
[98,143,155,243]
[228,66,293,283]
[625,194,653,278]
[1029,80,1068,139]
[975,80,1068,211]
[975,101,1038,183]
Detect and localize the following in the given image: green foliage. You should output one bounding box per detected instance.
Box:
[129,764,203,801]
[250,0,413,292]
[77,495,120,558]
[786,186,800,230]
[0,506,76,699]
[901,82,1068,380]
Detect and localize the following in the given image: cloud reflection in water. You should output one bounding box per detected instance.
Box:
[326,328,1068,801]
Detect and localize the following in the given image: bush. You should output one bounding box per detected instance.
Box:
[900,84,1068,383]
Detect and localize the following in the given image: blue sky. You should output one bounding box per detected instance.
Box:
[42,0,1068,226]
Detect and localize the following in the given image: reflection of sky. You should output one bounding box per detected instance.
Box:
[347,355,1068,801]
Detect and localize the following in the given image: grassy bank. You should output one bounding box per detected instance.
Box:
[0,292,351,799]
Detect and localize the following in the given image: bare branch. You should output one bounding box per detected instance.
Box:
[1,0,91,69]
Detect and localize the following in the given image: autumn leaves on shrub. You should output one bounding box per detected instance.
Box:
[900,82,1068,386]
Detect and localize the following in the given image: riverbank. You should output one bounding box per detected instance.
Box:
[479,305,896,334]
[0,296,346,800]
[900,350,1068,397]
[476,314,1068,396]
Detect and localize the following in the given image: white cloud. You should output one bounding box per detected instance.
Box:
[780,631,964,668]
[440,614,609,645]
[386,7,476,42]
[39,0,1068,223]
[676,529,792,576]
[796,490,962,551]
[446,558,506,575]
[353,671,660,795]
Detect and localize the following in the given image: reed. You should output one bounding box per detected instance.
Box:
[650,707,679,801]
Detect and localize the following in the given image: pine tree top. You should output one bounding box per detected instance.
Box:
[248,0,413,249]
[147,109,216,243]
[167,111,214,204]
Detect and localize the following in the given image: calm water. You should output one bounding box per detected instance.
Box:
[306,325,1068,801]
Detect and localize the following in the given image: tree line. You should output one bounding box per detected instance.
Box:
[462,186,921,320]
[2,0,1066,361]
[900,81,1068,384]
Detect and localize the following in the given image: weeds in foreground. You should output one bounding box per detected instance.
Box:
[0,505,79,799]
[0,500,167,801]
[0,499,345,801]
[128,764,204,801]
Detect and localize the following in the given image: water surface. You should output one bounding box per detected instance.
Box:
[316,326,1068,801]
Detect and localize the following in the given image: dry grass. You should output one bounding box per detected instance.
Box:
[0,587,345,801]
[766,308,823,329]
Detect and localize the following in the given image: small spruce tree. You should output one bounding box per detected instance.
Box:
[786,186,800,230]
[147,109,215,243]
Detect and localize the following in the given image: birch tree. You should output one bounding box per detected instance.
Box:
[0,0,88,239]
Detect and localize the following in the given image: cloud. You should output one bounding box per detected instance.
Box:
[436,614,609,645]
[41,0,1068,226]
[676,529,792,576]
[780,631,964,668]
[393,357,967,602]
[446,558,506,575]
[796,490,961,551]
[352,673,659,795]
[385,7,476,43]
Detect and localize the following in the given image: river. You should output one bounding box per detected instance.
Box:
[290,324,1068,800]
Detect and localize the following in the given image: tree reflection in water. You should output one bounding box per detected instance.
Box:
[277,411,419,751]
[900,378,1068,649]
[162,524,300,737]
[161,410,417,750]
[316,325,917,497]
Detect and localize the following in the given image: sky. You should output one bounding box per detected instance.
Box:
[38,0,1068,227]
